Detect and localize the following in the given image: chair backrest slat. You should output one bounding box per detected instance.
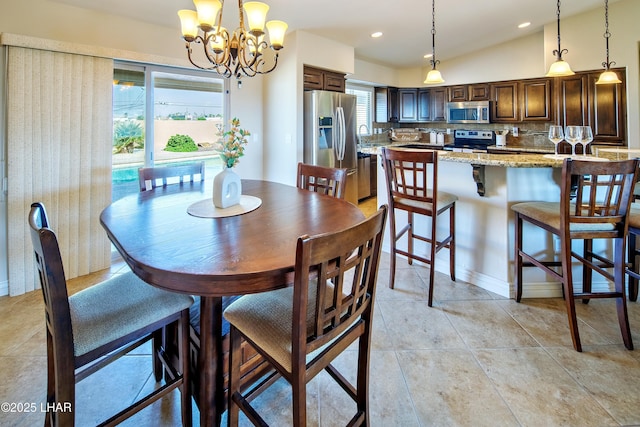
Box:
[381,148,437,203]
[138,161,205,192]
[561,158,639,238]
[296,162,348,199]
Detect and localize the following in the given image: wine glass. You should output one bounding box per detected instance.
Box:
[548,125,564,156]
[581,126,593,156]
[564,126,583,156]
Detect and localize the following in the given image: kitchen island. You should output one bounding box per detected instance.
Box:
[369,144,633,299]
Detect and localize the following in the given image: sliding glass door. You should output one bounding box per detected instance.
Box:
[112,63,227,201]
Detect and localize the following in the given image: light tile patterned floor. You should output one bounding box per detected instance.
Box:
[1,198,639,426]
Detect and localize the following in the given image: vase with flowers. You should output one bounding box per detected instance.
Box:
[212,117,250,208]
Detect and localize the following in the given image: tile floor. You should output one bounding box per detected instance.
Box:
[2,198,640,426]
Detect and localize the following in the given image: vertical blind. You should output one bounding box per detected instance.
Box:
[6,46,113,295]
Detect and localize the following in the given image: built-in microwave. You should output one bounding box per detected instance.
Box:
[446,101,491,124]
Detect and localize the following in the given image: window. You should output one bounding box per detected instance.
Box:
[346,84,374,136]
[112,63,227,201]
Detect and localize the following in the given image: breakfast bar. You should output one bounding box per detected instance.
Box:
[371,145,632,300]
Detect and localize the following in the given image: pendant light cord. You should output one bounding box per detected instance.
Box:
[552,0,568,59]
[430,0,440,69]
[602,0,615,70]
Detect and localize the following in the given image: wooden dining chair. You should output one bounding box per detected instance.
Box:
[224,206,387,426]
[296,162,347,199]
[28,202,194,426]
[513,158,638,352]
[381,147,457,306]
[138,161,205,191]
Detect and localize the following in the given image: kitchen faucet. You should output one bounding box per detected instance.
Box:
[358,124,371,146]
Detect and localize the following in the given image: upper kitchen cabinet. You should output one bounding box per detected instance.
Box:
[520,79,553,121]
[303,66,345,92]
[491,82,519,122]
[556,68,625,144]
[449,84,490,102]
[398,89,418,122]
[417,89,431,121]
[375,87,399,122]
[430,88,447,121]
[587,71,626,144]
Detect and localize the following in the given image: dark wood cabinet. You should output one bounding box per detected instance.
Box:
[588,72,625,144]
[521,79,553,121]
[398,89,418,122]
[375,87,399,122]
[491,82,519,122]
[303,66,345,92]
[556,69,625,144]
[430,88,447,121]
[469,84,490,101]
[449,84,489,102]
[449,86,467,102]
[418,89,431,121]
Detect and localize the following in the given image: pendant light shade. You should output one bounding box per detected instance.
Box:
[596,0,621,84]
[424,0,444,84]
[546,0,574,77]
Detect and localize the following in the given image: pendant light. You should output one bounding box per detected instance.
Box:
[424,0,444,84]
[596,0,621,84]
[546,0,574,77]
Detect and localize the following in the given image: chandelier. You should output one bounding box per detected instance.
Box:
[178,0,288,79]
[546,0,574,77]
[424,0,444,84]
[595,0,621,84]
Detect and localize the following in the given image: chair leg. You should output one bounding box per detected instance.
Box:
[427,213,437,307]
[179,312,192,427]
[449,203,456,282]
[614,238,634,350]
[515,214,524,303]
[227,326,242,427]
[356,323,371,425]
[407,212,414,266]
[561,235,582,352]
[152,328,163,382]
[582,239,593,304]
[629,232,639,301]
[291,368,307,427]
[388,208,397,290]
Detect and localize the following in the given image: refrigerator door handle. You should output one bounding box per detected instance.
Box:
[335,106,346,162]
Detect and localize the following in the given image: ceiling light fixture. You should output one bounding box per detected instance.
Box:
[545,0,574,77]
[596,0,621,84]
[518,22,531,29]
[371,32,383,38]
[424,0,444,84]
[178,0,287,79]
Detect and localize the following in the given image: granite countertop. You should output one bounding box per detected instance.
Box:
[362,142,630,168]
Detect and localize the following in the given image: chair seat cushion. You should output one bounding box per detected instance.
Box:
[393,190,457,212]
[69,272,194,357]
[512,202,617,232]
[224,281,349,374]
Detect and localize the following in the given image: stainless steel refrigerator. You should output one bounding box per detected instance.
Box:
[303,90,358,205]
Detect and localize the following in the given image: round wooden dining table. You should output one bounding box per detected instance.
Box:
[100,179,366,427]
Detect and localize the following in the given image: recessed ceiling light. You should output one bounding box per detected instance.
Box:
[518,22,531,29]
[424,53,433,59]
[370,32,383,38]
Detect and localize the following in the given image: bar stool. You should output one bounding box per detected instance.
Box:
[625,208,640,301]
[381,147,457,307]
[512,158,638,352]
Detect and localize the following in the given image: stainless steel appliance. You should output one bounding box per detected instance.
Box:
[304,90,358,204]
[444,129,495,152]
[446,101,491,124]
[357,152,371,200]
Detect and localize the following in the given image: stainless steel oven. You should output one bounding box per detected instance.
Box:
[446,101,490,124]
